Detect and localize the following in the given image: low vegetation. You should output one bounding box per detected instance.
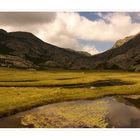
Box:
[21,100,109,128]
[0,67,140,118]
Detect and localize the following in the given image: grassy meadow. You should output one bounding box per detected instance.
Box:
[0,67,140,118]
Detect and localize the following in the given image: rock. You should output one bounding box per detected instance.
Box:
[90,86,96,89]
[134,65,140,72]
[1,64,7,67]
[44,61,61,68]
[112,35,134,49]
[0,54,38,69]
[27,68,37,71]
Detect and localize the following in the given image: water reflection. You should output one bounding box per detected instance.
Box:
[107,97,140,128]
[0,95,140,128]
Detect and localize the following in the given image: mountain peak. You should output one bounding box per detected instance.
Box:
[8,31,35,38]
[0,29,7,35]
[112,35,134,49]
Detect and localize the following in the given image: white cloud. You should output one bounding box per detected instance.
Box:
[81,45,100,55]
[35,12,140,50]
[1,12,140,54]
[96,12,103,18]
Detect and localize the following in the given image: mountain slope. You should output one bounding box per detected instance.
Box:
[0,29,93,70]
[0,29,140,71]
[91,33,140,71]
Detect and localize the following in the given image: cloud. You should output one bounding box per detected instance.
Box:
[56,12,140,41]
[0,12,56,25]
[81,45,100,55]
[37,12,140,50]
[1,12,140,54]
[96,12,103,18]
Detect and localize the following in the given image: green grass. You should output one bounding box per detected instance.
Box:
[0,67,140,117]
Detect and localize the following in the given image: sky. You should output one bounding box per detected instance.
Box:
[0,12,140,55]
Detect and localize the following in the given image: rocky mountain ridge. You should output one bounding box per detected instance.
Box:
[0,29,140,71]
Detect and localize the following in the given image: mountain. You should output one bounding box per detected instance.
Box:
[0,29,94,70]
[91,32,140,71]
[77,51,92,56]
[0,29,140,71]
[64,48,92,56]
[112,35,134,49]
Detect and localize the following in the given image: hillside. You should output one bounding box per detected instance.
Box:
[0,29,93,70]
[0,29,140,71]
[91,32,140,71]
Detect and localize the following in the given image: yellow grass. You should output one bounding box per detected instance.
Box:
[0,67,140,118]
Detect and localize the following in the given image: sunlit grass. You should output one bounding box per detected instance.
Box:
[21,100,109,128]
[0,67,140,117]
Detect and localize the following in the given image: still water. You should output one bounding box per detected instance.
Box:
[0,95,140,128]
